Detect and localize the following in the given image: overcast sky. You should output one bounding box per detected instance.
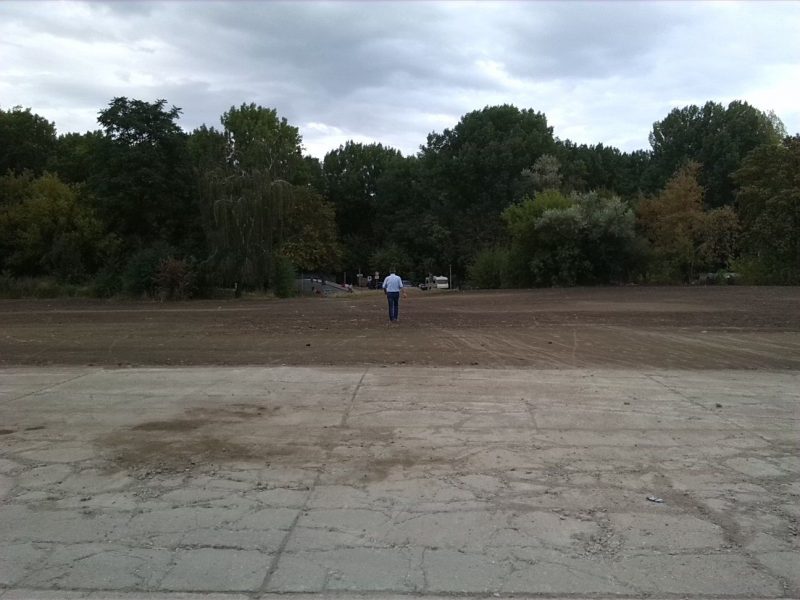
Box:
[2,1,799,158]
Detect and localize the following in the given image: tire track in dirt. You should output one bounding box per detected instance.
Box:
[1,287,798,368]
[441,328,575,368]
[630,328,800,369]
[493,329,582,369]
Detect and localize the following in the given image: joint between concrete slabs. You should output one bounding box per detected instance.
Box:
[254,371,370,593]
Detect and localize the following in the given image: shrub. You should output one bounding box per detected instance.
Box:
[154,257,197,300]
[730,257,796,285]
[189,259,216,298]
[0,271,17,298]
[271,255,296,298]
[91,267,123,298]
[32,279,64,298]
[370,244,413,278]
[467,247,509,289]
[122,243,174,297]
[0,276,89,298]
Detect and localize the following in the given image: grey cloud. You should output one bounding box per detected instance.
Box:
[2,0,798,157]
[4,2,129,44]
[92,1,158,17]
[168,2,474,96]
[496,3,689,81]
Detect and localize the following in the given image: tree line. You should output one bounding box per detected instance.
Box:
[0,97,797,298]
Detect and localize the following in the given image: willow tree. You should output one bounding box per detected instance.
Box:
[203,174,341,288]
[281,185,342,273]
[193,105,341,290]
[202,171,291,289]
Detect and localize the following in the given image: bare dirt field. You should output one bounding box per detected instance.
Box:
[1,286,798,369]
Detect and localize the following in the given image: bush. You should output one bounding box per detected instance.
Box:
[90,268,123,298]
[271,255,296,298]
[154,257,197,300]
[370,244,413,278]
[467,247,509,289]
[730,257,797,285]
[0,275,90,298]
[0,271,16,298]
[31,278,63,298]
[189,259,216,298]
[503,191,637,287]
[122,243,174,297]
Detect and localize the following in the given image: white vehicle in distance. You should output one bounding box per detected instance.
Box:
[433,276,449,289]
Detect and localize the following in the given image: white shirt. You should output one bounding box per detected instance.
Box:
[382,273,403,293]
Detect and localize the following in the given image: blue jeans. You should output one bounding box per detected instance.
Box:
[386,291,400,321]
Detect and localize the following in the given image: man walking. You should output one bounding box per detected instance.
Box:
[381,268,405,323]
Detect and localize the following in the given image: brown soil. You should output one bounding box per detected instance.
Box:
[1,286,798,369]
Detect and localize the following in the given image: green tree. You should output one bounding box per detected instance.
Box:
[637,163,707,282]
[91,97,200,252]
[48,131,103,185]
[501,190,571,286]
[370,244,413,278]
[502,190,572,238]
[733,135,800,283]
[0,172,108,281]
[524,153,562,192]
[647,100,784,207]
[577,192,638,283]
[187,125,228,176]
[699,207,740,273]
[500,189,637,287]
[220,103,306,182]
[528,208,585,286]
[369,155,451,280]
[0,106,57,175]
[203,174,293,288]
[554,141,652,200]
[270,254,297,298]
[617,149,653,200]
[527,193,636,286]
[555,141,625,194]
[323,141,404,273]
[282,186,342,273]
[198,107,340,288]
[420,105,556,274]
[301,156,325,193]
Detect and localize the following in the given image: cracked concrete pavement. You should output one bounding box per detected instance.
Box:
[0,366,798,599]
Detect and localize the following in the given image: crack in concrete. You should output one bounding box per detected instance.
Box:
[339,368,368,429]
[6,369,94,406]
[2,366,796,598]
[255,367,370,594]
[661,474,800,598]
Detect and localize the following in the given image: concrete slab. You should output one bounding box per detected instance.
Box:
[611,553,786,596]
[0,542,46,586]
[158,548,272,592]
[21,543,173,590]
[0,366,797,599]
[755,551,800,591]
[267,547,425,592]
